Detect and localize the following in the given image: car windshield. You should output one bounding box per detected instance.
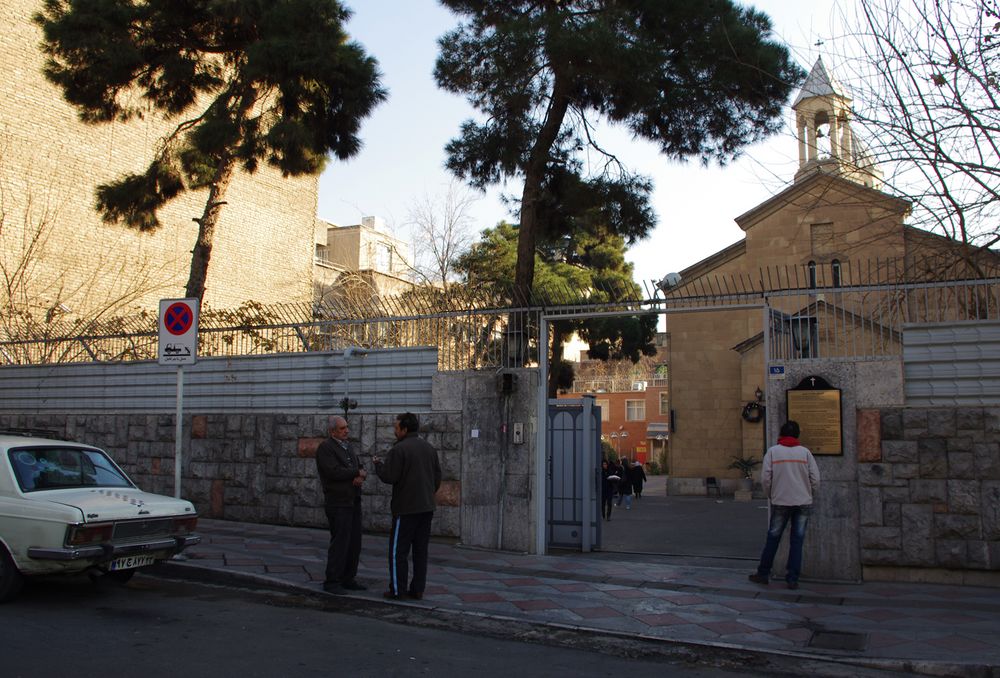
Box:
[8,446,133,492]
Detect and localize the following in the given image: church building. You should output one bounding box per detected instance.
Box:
[663,58,991,494]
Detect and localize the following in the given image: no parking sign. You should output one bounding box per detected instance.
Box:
[158,298,199,365]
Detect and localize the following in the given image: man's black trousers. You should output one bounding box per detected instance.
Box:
[324,500,362,584]
[386,511,434,597]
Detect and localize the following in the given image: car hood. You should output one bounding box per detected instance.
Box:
[31,487,196,522]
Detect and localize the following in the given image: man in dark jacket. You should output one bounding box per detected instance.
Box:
[373,412,442,600]
[315,415,367,594]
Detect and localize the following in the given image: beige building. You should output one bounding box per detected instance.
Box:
[1,0,318,330]
[313,216,414,303]
[664,58,993,492]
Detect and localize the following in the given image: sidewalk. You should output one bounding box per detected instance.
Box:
[153,518,1000,677]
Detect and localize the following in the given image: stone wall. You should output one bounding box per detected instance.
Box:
[0,411,462,538]
[434,369,539,553]
[857,407,1000,585]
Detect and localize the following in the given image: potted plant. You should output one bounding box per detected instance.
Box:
[728,455,760,491]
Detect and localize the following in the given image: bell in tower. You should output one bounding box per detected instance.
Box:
[792,57,882,189]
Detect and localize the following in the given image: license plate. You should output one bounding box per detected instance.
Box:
[108,554,157,571]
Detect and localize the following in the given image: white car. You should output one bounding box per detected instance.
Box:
[0,429,200,602]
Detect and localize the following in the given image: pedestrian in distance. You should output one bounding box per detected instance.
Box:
[373,412,442,601]
[600,459,619,521]
[616,457,634,509]
[748,420,820,590]
[315,415,367,594]
[629,461,648,499]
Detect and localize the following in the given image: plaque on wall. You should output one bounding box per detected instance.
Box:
[786,375,842,456]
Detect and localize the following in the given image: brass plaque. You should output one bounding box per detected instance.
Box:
[787,389,842,455]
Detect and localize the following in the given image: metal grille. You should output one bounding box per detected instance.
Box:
[3,260,999,368]
[112,518,173,541]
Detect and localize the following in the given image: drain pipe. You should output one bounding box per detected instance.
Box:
[341,347,367,414]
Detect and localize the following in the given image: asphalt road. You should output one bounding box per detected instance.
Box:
[599,475,768,566]
[1,574,770,678]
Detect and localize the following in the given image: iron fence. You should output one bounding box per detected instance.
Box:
[3,260,999,368]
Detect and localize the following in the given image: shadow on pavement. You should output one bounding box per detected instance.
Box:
[596,475,767,569]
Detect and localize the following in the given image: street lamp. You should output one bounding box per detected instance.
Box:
[620,430,629,459]
[610,432,619,454]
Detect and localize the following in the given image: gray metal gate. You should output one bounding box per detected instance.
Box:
[546,396,602,551]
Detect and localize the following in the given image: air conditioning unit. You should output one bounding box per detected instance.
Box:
[631,381,646,391]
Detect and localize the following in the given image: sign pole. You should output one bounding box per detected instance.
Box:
[158,297,199,500]
[175,365,184,498]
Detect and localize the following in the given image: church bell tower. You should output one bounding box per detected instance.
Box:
[792,57,882,189]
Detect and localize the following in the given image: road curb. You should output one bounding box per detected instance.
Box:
[150,560,992,678]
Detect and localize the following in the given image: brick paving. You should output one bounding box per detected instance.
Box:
[156,518,1000,676]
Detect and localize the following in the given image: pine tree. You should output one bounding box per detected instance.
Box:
[435,0,802,302]
[35,0,387,301]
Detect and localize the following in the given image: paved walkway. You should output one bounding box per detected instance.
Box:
[155,517,1000,677]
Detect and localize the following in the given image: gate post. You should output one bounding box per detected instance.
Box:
[581,395,595,552]
[534,316,550,555]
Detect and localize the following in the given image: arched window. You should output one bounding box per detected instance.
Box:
[832,259,842,288]
[814,111,832,159]
[808,261,817,289]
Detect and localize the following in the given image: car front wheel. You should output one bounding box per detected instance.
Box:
[0,545,25,603]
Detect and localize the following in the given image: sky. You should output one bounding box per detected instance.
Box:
[319,0,843,290]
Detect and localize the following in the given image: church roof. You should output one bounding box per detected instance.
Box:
[792,56,849,108]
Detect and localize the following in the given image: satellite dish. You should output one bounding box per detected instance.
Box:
[656,272,682,292]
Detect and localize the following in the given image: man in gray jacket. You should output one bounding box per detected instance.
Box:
[748,420,820,590]
[316,415,367,594]
[373,412,442,600]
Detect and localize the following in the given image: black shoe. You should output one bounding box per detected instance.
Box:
[322,582,345,594]
[341,580,367,591]
[382,590,401,600]
[786,581,799,590]
[748,573,769,586]
[407,591,423,600]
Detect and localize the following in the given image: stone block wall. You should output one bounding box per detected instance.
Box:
[857,407,1000,583]
[0,411,462,538]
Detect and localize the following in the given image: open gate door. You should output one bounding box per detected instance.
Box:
[546,395,602,551]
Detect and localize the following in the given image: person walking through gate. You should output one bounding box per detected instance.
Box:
[629,461,648,499]
[373,412,442,600]
[315,415,367,594]
[748,420,820,590]
[600,459,619,520]
[616,457,634,509]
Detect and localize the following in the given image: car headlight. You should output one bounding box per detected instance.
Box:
[172,516,198,535]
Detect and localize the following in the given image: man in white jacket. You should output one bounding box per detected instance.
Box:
[748,420,820,590]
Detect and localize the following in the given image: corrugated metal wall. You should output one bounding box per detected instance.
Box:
[0,348,436,413]
[903,321,1000,406]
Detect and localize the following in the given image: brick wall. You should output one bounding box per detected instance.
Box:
[2,1,317,318]
[857,407,1000,580]
[1,411,462,538]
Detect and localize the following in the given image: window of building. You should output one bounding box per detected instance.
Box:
[377,243,393,272]
[810,222,834,255]
[832,259,842,288]
[659,392,669,415]
[808,260,817,289]
[625,399,646,421]
[595,399,609,422]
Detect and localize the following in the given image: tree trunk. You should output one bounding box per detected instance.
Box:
[185,155,236,302]
[513,77,572,304]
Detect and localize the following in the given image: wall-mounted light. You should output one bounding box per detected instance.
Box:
[754,386,763,402]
